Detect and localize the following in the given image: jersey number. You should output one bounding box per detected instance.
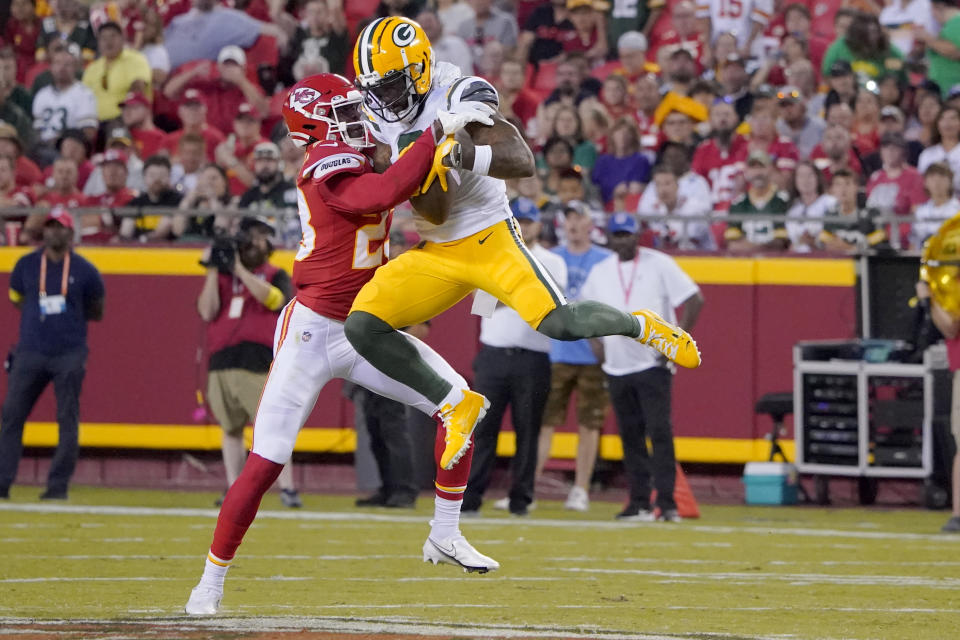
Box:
[353,218,388,269]
[718,0,743,19]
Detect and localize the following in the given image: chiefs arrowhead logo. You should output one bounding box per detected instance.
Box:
[290,87,320,107]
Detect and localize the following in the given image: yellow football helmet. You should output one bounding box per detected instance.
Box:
[353,17,434,123]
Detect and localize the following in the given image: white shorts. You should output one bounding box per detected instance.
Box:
[251,300,467,464]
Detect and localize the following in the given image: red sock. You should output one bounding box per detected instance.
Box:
[434,416,473,500]
[209,453,283,561]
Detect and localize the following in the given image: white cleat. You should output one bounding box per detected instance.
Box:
[423,532,500,574]
[184,584,222,615]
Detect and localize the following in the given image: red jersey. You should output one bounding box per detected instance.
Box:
[866,167,926,216]
[4,18,40,83]
[41,160,94,192]
[86,187,138,208]
[15,156,43,190]
[41,191,85,209]
[649,30,706,72]
[809,145,863,182]
[750,136,800,171]
[131,128,167,159]
[227,136,268,197]
[164,125,226,163]
[292,131,436,322]
[692,135,749,211]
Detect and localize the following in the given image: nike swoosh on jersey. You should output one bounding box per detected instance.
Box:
[478,232,494,244]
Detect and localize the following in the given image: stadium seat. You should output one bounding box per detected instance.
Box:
[24,62,50,90]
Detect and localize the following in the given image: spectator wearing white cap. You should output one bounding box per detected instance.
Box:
[580,212,703,522]
[163,0,288,71]
[81,21,152,121]
[163,45,268,137]
[237,142,296,211]
[31,45,98,159]
[592,30,654,83]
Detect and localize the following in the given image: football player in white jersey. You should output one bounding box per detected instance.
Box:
[344,17,702,485]
[696,0,772,54]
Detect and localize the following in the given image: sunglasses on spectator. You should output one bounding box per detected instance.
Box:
[713,95,735,105]
[777,89,801,101]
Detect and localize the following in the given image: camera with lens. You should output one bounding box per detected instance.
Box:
[201,233,244,274]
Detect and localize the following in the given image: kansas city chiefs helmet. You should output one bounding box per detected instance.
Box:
[282,74,373,149]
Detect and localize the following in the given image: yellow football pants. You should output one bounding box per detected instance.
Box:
[350,218,566,329]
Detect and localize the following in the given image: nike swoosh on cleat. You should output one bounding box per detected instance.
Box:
[478,232,494,244]
[430,539,457,556]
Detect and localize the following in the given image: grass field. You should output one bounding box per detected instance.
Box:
[0,487,958,640]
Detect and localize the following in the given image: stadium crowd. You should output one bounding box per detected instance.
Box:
[0,0,959,252]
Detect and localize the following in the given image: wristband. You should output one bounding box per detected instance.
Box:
[471,144,492,176]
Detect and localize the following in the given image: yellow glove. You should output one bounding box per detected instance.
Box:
[419,135,458,194]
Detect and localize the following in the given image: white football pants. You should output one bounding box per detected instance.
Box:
[251,300,466,464]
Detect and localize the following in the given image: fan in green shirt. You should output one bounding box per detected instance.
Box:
[918,0,960,98]
[821,13,904,83]
[727,150,791,252]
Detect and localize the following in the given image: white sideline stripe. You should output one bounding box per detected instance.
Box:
[0,502,955,543]
[0,576,313,583]
[1,554,419,561]
[0,616,785,640]
[561,568,960,589]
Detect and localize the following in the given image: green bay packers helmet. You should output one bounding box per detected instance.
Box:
[354,17,434,123]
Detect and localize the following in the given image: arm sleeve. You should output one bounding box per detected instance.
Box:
[9,258,25,297]
[85,264,106,305]
[270,269,294,303]
[319,130,436,216]
[447,76,500,109]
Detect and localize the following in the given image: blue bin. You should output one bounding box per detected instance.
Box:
[743,462,799,505]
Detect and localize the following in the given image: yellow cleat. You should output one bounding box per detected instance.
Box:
[438,389,490,470]
[633,310,701,369]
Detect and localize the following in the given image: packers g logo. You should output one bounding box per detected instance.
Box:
[393,23,416,47]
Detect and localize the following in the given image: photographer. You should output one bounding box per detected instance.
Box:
[197,216,301,508]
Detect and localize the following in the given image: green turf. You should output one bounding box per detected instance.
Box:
[0,486,958,639]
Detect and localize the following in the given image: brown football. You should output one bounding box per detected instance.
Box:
[410,167,459,226]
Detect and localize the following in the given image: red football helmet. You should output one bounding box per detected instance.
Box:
[282,73,372,149]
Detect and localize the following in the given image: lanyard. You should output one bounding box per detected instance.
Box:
[616,253,640,305]
[39,252,70,298]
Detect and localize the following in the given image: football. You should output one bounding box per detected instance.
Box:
[410,167,459,226]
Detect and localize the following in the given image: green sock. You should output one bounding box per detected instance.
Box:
[343,311,453,405]
[536,301,642,341]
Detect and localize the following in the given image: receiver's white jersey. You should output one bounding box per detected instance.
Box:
[366,61,511,243]
[695,0,772,47]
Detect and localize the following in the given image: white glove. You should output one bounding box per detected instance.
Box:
[436,102,496,136]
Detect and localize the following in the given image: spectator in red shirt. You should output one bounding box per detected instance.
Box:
[0,153,33,241]
[811,123,863,183]
[745,106,800,189]
[866,133,925,217]
[215,102,268,197]
[649,1,705,71]
[852,87,882,158]
[633,73,661,153]
[496,59,538,132]
[598,74,633,122]
[37,157,85,209]
[5,0,40,83]
[692,99,748,211]
[0,122,42,189]
[563,0,606,63]
[119,90,165,159]
[163,45,268,137]
[80,149,137,242]
[163,88,226,163]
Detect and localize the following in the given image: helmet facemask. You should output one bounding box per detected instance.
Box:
[360,63,427,123]
[330,91,373,149]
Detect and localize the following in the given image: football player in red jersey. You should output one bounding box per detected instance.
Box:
[184,74,497,616]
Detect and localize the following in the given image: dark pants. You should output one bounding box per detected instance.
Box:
[607,367,676,511]
[0,347,87,494]
[355,387,417,501]
[463,345,551,512]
